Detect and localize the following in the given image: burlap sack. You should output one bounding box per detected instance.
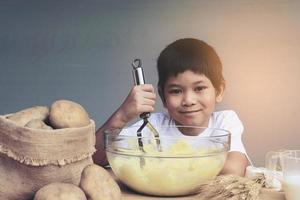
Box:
[0,115,96,200]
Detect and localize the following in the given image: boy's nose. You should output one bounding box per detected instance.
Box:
[181,91,196,106]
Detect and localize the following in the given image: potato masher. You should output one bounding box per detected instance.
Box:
[132,58,162,153]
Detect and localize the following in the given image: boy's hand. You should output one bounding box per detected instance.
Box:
[118,84,156,123]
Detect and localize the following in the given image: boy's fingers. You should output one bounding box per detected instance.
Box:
[142,99,155,107]
[143,92,156,100]
[139,105,155,113]
[139,84,155,92]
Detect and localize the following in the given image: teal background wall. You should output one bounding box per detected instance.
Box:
[1,0,300,166]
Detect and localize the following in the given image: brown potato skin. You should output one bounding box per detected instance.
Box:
[34,182,87,200]
[49,100,90,129]
[80,164,121,200]
[7,106,49,127]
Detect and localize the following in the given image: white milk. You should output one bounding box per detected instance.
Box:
[282,175,300,200]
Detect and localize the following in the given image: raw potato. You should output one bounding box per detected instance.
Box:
[6,106,49,127]
[49,100,90,129]
[34,182,87,200]
[80,164,121,200]
[25,119,53,130]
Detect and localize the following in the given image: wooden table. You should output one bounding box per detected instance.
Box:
[109,170,286,200]
[120,184,285,200]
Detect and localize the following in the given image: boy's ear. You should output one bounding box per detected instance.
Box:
[216,83,225,103]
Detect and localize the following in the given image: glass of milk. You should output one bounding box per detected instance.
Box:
[281,150,300,200]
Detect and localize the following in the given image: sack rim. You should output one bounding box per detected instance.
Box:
[0,115,96,166]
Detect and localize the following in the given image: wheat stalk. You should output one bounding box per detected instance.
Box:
[196,174,265,200]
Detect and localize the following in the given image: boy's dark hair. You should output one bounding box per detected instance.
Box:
[157,38,225,102]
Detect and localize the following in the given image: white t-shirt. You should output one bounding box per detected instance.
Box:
[122,110,247,155]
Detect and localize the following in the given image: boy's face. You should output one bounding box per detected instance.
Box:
[163,70,224,127]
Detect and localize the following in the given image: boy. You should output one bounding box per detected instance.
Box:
[94,38,249,176]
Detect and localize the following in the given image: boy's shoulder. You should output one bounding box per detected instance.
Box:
[211,110,243,130]
[211,110,242,125]
[213,110,239,118]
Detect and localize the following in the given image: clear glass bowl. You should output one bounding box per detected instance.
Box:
[105,126,230,196]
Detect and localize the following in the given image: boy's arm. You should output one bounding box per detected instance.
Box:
[92,108,128,166]
[219,151,249,176]
[93,84,156,166]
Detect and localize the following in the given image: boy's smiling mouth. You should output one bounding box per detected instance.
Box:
[179,109,202,114]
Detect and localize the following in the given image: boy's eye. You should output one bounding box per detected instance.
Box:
[168,88,182,94]
[195,86,207,92]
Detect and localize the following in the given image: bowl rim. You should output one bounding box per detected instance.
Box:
[104,125,231,158]
[104,125,231,139]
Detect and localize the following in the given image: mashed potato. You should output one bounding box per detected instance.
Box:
[107,140,226,196]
